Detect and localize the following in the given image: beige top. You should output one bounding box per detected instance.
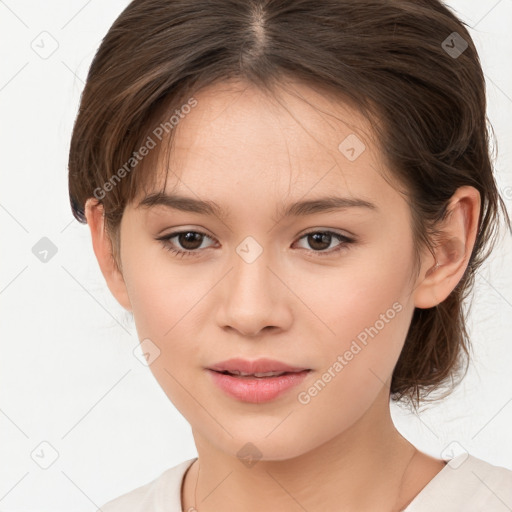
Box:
[98,453,512,511]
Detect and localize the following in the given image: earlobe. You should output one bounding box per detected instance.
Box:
[413,186,480,309]
[84,198,133,312]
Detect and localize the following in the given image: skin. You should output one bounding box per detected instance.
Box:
[86,78,480,511]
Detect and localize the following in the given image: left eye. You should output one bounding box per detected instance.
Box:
[294,231,353,253]
[156,230,354,258]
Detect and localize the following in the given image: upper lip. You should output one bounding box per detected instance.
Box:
[207,358,310,374]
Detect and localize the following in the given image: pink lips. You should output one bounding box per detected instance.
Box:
[206,358,311,403]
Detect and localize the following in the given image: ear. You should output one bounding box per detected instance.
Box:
[413,186,481,309]
[85,198,132,312]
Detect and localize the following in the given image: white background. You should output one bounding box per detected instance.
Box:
[0,1,511,510]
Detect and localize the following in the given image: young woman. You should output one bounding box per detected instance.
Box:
[68,1,512,510]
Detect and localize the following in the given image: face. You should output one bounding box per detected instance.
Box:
[115,78,422,460]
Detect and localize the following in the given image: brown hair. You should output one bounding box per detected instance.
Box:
[68,0,511,410]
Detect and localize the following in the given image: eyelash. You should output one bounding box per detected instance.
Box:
[156,229,355,259]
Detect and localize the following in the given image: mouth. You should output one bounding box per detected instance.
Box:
[210,369,309,378]
[207,357,311,376]
[206,365,311,403]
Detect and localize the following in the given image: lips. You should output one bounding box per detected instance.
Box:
[207,357,310,376]
[206,358,312,402]
[206,360,310,403]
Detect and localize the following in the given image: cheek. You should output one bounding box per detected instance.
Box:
[123,256,209,419]
[123,242,205,339]
[300,237,414,392]
[289,279,411,451]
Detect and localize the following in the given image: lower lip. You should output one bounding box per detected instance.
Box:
[207,369,310,403]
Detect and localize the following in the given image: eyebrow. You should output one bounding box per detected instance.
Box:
[137,192,378,219]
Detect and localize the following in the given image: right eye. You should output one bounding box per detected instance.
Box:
[156,230,217,258]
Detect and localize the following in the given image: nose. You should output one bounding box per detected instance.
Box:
[216,246,293,338]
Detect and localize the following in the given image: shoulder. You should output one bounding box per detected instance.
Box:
[97,458,197,512]
[405,453,512,512]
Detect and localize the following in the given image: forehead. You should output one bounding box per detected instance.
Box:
[136,78,396,213]
[171,78,372,169]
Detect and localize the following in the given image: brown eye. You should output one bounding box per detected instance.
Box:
[176,231,204,250]
[294,230,354,256]
[156,229,354,259]
[307,232,332,251]
[156,230,215,257]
